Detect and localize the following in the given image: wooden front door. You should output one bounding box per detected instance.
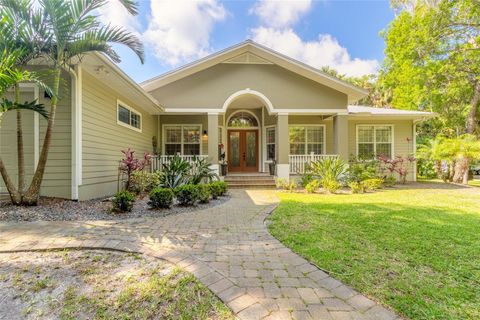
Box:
[228,130,258,172]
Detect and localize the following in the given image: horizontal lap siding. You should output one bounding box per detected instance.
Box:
[38,71,72,198]
[79,71,155,200]
[348,119,415,181]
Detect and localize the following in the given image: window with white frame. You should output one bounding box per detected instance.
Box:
[266,126,276,161]
[289,126,325,155]
[117,101,141,131]
[164,125,201,155]
[357,125,393,159]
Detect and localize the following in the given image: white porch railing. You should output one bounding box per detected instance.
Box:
[289,153,339,174]
[150,155,209,172]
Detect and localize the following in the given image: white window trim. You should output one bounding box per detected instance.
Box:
[117,99,142,132]
[356,124,395,159]
[288,124,327,155]
[162,124,203,155]
[264,125,276,162]
[226,109,260,129]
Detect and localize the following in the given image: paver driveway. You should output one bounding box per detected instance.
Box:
[0,190,398,320]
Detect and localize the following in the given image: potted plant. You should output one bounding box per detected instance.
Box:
[269,160,276,176]
[219,150,228,176]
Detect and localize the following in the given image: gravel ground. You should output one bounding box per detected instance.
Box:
[0,194,230,222]
[0,250,233,320]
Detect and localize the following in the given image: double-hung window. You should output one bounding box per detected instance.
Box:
[289,125,325,155]
[164,125,201,155]
[266,126,276,161]
[117,101,141,131]
[357,125,393,159]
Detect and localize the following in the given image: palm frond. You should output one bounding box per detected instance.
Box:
[68,25,144,63]
[0,99,49,125]
[117,0,139,15]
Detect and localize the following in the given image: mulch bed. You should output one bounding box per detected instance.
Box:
[0,194,230,222]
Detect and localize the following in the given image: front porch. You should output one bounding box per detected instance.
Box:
[150,153,339,176]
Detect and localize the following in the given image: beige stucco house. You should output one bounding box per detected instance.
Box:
[0,40,432,200]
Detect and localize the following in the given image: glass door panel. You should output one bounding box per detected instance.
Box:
[228,131,241,171]
[245,131,257,169]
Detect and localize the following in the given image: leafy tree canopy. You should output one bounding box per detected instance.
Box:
[380,0,480,136]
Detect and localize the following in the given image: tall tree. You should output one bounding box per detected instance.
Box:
[0,0,144,205]
[0,0,51,200]
[0,48,49,204]
[381,0,480,136]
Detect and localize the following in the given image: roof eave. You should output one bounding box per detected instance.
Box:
[92,52,164,113]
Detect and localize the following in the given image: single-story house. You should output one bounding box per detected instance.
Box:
[0,40,432,200]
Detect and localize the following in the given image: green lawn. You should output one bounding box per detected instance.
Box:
[268,183,480,319]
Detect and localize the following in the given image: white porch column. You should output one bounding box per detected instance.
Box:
[276,113,290,179]
[207,113,219,175]
[333,114,349,161]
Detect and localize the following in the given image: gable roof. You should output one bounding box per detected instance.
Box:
[141,40,368,103]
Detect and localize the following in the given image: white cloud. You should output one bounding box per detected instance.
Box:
[251,27,378,77]
[250,0,312,28]
[143,0,227,65]
[97,1,141,35]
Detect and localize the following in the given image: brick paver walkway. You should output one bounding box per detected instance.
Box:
[0,190,398,320]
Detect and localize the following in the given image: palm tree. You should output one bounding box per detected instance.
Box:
[452,135,480,184]
[0,0,144,205]
[417,136,450,181]
[0,48,50,204]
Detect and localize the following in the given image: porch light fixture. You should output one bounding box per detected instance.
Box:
[203,130,208,138]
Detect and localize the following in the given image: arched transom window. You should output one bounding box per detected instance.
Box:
[228,111,258,128]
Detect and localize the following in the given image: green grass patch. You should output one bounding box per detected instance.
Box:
[269,185,480,319]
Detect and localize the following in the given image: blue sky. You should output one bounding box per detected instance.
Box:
[100,1,395,83]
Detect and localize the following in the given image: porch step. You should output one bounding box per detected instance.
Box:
[224,173,276,189]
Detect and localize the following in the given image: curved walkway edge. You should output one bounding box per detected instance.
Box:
[0,190,399,320]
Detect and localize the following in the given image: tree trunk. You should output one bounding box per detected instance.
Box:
[15,84,25,197]
[22,67,61,205]
[0,157,21,204]
[452,157,469,184]
[465,82,480,134]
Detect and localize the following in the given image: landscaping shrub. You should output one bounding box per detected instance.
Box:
[112,191,135,213]
[208,181,228,198]
[275,178,297,192]
[119,148,151,191]
[305,179,320,193]
[130,171,161,194]
[217,181,228,195]
[347,159,379,183]
[189,156,219,184]
[299,168,314,187]
[362,178,384,191]
[348,181,365,194]
[383,175,397,187]
[159,155,190,189]
[175,184,200,206]
[310,157,347,194]
[197,184,211,203]
[148,188,174,209]
[321,177,342,194]
[208,182,222,199]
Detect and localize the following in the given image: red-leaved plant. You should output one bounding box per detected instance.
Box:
[120,148,151,191]
[377,154,416,184]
